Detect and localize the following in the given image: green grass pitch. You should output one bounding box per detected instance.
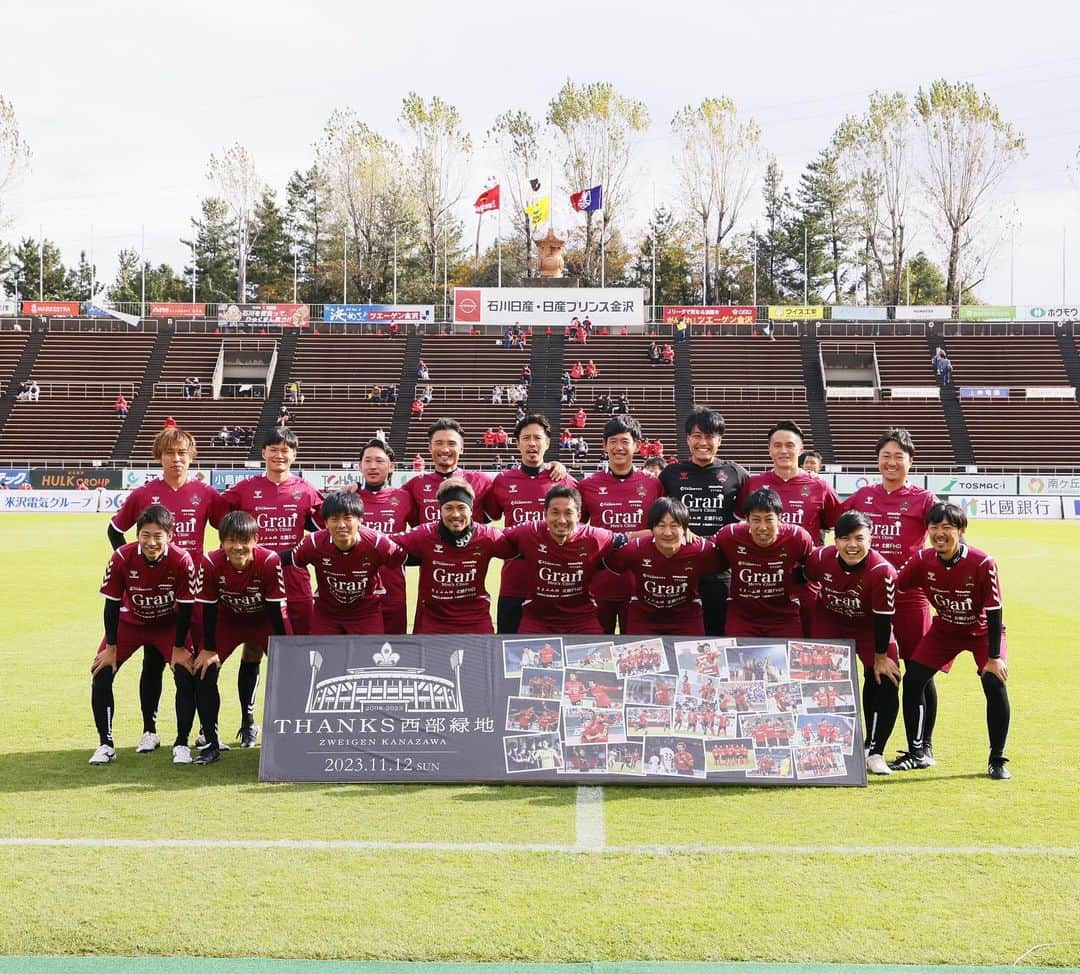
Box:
[1,514,1077,966]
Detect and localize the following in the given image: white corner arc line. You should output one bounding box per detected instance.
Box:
[574,786,606,851]
[1,837,1076,857]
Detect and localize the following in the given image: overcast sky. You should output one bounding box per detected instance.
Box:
[3,0,1079,304]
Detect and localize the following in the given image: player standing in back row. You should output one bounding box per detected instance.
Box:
[659,407,749,635]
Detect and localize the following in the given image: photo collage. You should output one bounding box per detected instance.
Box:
[500,636,863,783]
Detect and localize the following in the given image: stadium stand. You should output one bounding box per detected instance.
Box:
[0,331,29,394]
[0,331,154,463]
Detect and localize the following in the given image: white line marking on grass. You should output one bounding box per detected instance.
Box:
[574,786,605,851]
[2,837,1077,857]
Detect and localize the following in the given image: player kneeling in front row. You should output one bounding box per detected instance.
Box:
[803,511,901,775]
[189,511,290,764]
[90,505,196,765]
[891,503,1012,779]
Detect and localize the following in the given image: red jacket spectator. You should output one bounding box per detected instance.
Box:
[412,454,425,472]
[483,429,495,447]
[411,398,425,416]
[114,395,129,418]
[570,361,584,380]
[584,360,598,379]
[573,408,588,429]
[495,426,509,447]
[661,344,675,363]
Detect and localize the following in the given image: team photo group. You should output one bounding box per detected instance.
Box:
[92,407,1012,780]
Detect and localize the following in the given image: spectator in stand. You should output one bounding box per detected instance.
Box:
[515,405,527,425]
[163,415,177,430]
[660,343,675,363]
[582,315,593,337]
[411,397,425,418]
[570,361,584,381]
[276,405,292,427]
[183,377,194,399]
[416,359,431,380]
[286,381,302,404]
[374,427,387,443]
[419,385,434,405]
[114,394,130,419]
[647,341,661,364]
[495,426,509,449]
[368,385,383,402]
[515,331,527,351]
[561,370,573,389]
[521,365,532,387]
[191,377,202,398]
[386,385,398,403]
[574,438,590,463]
[595,392,612,412]
[675,317,689,343]
[615,394,630,414]
[933,347,952,386]
[584,360,598,380]
[574,407,588,429]
[412,454,425,473]
[483,428,496,449]
[561,385,576,406]
[491,385,503,404]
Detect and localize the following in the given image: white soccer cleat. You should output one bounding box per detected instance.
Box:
[89,745,116,765]
[136,732,161,753]
[866,753,893,775]
[172,744,193,765]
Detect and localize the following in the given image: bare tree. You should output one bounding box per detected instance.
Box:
[0,95,31,233]
[400,92,472,292]
[836,92,912,305]
[671,97,762,303]
[317,109,409,301]
[207,144,263,301]
[547,80,649,283]
[487,109,545,275]
[913,80,1025,304]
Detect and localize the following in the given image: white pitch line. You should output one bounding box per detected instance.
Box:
[1,837,1076,857]
[574,785,606,851]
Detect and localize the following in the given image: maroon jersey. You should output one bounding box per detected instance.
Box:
[502,521,615,630]
[101,542,195,625]
[897,544,1002,637]
[805,545,896,625]
[741,470,840,543]
[360,483,414,614]
[389,522,511,632]
[196,546,286,618]
[223,475,324,602]
[112,478,225,559]
[291,528,404,621]
[605,537,717,613]
[405,469,493,527]
[841,483,936,572]
[485,466,573,598]
[577,469,665,601]
[710,522,813,609]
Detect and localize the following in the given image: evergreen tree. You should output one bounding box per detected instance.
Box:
[65,250,96,301]
[248,189,293,301]
[8,237,67,300]
[108,248,142,304]
[627,207,699,308]
[797,144,856,302]
[182,197,237,303]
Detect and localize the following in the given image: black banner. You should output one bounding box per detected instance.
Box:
[260,635,866,786]
[30,467,123,489]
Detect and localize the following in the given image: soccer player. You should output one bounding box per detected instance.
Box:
[710,487,813,637]
[841,428,942,761]
[659,407,749,635]
[890,503,1012,779]
[484,413,572,633]
[222,427,323,746]
[390,479,511,633]
[89,505,196,765]
[604,497,717,636]
[803,510,902,775]
[500,485,621,635]
[285,491,405,635]
[358,438,414,634]
[577,415,665,633]
[108,427,226,753]
[405,418,495,526]
[740,421,841,635]
[193,511,289,765]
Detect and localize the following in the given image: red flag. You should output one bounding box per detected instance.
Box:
[474,185,500,213]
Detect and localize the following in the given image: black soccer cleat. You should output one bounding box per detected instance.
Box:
[888,749,932,772]
[194,744,221,766]
[988,757,1012,780]
[237,724,260,748]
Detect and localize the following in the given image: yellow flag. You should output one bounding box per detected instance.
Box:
[524,195,550,228]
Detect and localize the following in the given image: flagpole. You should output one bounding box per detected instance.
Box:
[140,225,146,318]
[497,204,502,288]
[191,239,197,304]
[443,229,448,325]
[90,224,95,300]
[293,248,298,303]
[393,225,398,305]
[343,228,348,303]
[38,224,43,299]
[474,210,482,281]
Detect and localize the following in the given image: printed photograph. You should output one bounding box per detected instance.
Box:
[795,713,857,755]
[670,697,736,738]
[606,741,645,775]
[643,736,706,779]
[793,743,847,780]
[788,640,852,682]
[625,674,676,707]
[564,670,624,708]
[611,637,669,677]
[726,644,790,683]
[504,733,564,773]
[766,681,805,714]
[674,638,733,679]
[801,681,857,714]
[502,637,564,678]
[561,743,607,774]
[739,712,797,748]
[563,640,616,672]
[746,747,794,779]
[716,681,767,713]
[624,705,673,736]
[563,706,626,745]
[519,667,564,700]
[505,696,561,733]
[674,669,725,704]
[705,737,756,773]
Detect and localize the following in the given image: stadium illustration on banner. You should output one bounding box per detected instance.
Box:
[260,634,865,786]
